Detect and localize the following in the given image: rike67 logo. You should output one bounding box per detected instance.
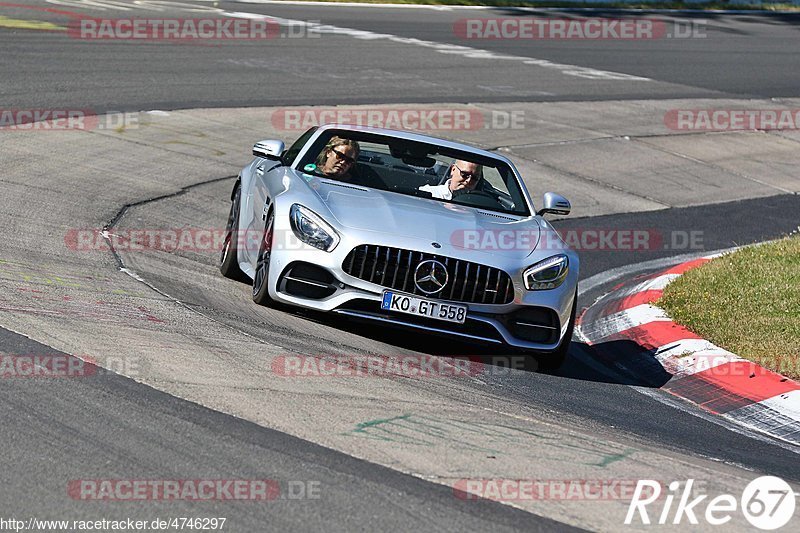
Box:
[626,476,796,530]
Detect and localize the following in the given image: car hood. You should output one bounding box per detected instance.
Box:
[308,179,541,260]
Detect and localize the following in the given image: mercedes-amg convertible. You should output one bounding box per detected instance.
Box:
[220,124,578,367]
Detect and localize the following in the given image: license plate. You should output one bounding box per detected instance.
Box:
[380,291,467,324]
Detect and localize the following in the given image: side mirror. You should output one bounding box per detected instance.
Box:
[536,192,571,216]
[253,139,285,161]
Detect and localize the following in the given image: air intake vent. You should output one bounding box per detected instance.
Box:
[342,245,514,305]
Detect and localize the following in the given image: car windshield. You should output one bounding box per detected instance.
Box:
[296,130,530,217]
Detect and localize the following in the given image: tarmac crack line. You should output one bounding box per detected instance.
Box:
[98,175,284,350]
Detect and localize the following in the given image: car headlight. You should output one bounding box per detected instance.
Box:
[290,204,339,252]
[524,255,569,290]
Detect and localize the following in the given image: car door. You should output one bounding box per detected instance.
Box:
[245,158,279,265]
[244,128,318,265]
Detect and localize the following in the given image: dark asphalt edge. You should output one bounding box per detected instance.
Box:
[0,326,582,531]
[101,174,351,354]
[103,174,240,269]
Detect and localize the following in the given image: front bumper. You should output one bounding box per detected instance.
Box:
[264,234,577,352]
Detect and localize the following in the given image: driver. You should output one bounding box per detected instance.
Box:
[316,136,360,179]
[419,160,482,200]
[315,136,384,189]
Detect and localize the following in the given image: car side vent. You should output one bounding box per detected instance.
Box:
[478,210,516,221]
[322,180,368,192]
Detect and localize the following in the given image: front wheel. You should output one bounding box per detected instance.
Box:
[252,210,275,306]
[220,184,248,282]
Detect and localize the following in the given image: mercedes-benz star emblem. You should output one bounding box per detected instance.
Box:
[414,259,449,295]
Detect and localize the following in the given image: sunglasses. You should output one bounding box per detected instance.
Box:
[453,164,479,181]
[331,148,356,165]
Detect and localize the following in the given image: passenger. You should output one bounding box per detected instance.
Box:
[419,160,483,200]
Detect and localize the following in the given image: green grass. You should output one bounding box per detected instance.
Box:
[658,235,800,379]
[275,0,800,11]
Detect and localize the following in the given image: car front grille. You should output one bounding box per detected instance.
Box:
[342,244,514,305]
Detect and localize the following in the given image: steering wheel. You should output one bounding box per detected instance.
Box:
[454,189,503,209]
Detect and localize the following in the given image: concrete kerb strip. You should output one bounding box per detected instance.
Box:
[576,254,800,446]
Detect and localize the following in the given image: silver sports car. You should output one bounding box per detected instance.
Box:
[220,124,579,368]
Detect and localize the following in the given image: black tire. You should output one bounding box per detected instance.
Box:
[219,184,247,282]
[252,210,275,306]
[530,288,578,372]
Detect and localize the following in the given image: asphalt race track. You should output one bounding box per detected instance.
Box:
[1,1,800,531]
[3,0,800,111]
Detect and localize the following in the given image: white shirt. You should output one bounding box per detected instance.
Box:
[419,180,453,200]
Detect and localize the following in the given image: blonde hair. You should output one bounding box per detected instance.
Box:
[316,136,360,166]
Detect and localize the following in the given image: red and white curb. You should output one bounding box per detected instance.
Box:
[577,255,800,446]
